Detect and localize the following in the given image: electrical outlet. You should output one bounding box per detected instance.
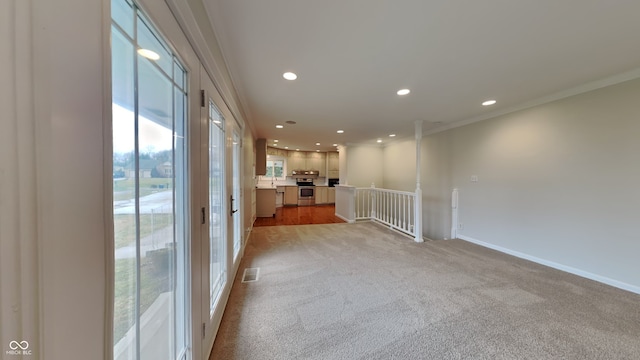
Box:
[458,223,464,230]
[470,175,478,182]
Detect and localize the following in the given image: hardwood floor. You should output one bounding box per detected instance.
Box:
[254,204,345,226]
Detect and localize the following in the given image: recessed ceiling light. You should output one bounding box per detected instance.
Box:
[138,48,160,60]
[285,146,289,149]
[377,139,382,143]
[315,142,321,146]
[333,144,338,147]
[273,144,278,146]
[316,150,320,152]
[296,148,300,151]
[482,100,497,106]
[397,89,410,96]
[274,139,278,142]
[275,124,284,128]
[389,134,396,137]
[337,130,344,134]
[283,72,297,80]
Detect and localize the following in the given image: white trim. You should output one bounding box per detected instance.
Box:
[335,213,356,224]
[458,235,640,295]
[424,67,640,136]
[102,0,114,357]
[450,188,459,240]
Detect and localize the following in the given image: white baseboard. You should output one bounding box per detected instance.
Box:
[335,213,355,223]
[457,234,640,295]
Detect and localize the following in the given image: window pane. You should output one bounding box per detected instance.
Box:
[173,61,185,91]
[137,39,175,360]
[232,131,241,258]
[209,103,226,312]
[265,160,274,178]
[112,28,135,114]
[173,87,187,356]
[138,58,173,129]
[137,15,173,76]
[274,160,284,178]
[112,5,189,360]
[112,0,133,36]
[112,20,137,360]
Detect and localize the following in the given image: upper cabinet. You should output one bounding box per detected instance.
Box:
[267,147,287,157]
[266,147,336,177]
[256,139,267,175]
[306,152,326,176]
[287,151,306,175]
[327,151,339,178]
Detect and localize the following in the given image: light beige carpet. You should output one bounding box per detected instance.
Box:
[210,222,640,359]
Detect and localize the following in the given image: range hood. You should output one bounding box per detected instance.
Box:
[291,170,319,179]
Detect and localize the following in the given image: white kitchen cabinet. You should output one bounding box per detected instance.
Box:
[287,151,306,175]
[267,146,287,157]
[256,188,276,217]
[316,186,328,204]
[328,152,339,170]
[284,186,298,205]
[306,152,326,176]
[327,187,336,203]
[327,151,339,178]
[256,138,267,175]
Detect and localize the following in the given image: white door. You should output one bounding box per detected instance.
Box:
[231,129,243,260]
[200,68,228,353]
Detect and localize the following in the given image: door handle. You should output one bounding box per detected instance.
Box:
[230,195,238,216]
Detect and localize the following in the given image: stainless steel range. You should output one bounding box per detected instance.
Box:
[296,178,316,206]
[292,170,319,206]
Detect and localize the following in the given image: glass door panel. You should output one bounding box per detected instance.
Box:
[200,70,228,351]
[232,130,242,259]
[208,102,226,313]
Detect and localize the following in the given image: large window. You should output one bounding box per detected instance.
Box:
[264,158,285,179]
[111,1,189,359]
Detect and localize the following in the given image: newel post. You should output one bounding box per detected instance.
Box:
[370,182,376,219]
[414,120,424,242]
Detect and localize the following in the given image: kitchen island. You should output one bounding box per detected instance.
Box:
[255,187,276,217]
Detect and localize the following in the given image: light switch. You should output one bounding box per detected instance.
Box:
[471,175,478,182]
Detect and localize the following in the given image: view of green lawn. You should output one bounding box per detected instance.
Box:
[113,176,176,345]
[114,213,173,249]
[113,255,172,345]
[113,178,174,201]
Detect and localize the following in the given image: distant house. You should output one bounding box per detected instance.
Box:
[124,159,154,178]
[153,161,172,178]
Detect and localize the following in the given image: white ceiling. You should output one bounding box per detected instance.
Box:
[204,0,640,152]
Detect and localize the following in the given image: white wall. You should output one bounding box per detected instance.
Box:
[382,138,415,191]
[345,145,384,188]
[418,78,640,292]
[36,0,108,357]
[1,0,41,355]
[0,0,109,358]
[383,136,454,241]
